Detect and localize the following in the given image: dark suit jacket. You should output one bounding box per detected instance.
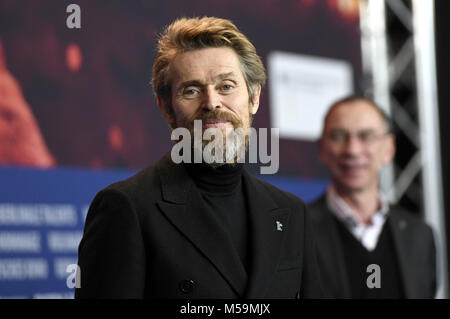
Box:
[308,195,437,299]
[75,154,323,298]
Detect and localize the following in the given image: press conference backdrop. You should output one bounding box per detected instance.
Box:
[0,0,361,298]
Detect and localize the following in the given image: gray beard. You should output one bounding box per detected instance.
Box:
[192,129,249,167]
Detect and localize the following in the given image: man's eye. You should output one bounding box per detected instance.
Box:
[183,88,199,96]
[329,131,347,142]
[358,131,376,142]
[221,84,234,92]
[359,133,371,141]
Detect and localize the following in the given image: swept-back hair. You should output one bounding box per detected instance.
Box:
[152,16,266,108]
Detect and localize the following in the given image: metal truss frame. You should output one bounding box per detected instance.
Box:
[359,0,448,298]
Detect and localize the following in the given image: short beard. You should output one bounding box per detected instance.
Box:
[202,127,250,168]
[178,109,253,167]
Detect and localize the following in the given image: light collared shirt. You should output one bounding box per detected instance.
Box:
[326,185,389,251]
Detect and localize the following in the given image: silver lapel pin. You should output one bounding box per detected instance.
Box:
[276,221,283,231]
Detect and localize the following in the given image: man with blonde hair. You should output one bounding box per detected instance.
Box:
[76,17,323,299]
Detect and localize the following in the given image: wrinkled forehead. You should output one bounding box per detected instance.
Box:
[323,101,387,133]
[169,47,244,85]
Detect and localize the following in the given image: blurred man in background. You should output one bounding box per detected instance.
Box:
[308,95,436,298]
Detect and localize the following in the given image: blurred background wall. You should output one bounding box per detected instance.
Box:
[0,0,447,298]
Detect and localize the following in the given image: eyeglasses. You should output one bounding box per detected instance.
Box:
[325,129,389,145]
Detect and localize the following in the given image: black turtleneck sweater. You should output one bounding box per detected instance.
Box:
[183,163,250,272]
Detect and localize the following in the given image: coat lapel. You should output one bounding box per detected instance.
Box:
[388,211,415,298]
[310,196,351,298]
[155,156,247,296]
[242,171,291,298]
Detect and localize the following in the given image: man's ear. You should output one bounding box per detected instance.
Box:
[157,97,175,126]
[382,133,396,164]
[249,85,261,115]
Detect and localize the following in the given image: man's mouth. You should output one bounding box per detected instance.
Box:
[339,162,368,174]
[202,120,231,129]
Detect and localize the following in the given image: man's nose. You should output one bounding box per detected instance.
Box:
[201,87,221,111]
[343,135,363,154]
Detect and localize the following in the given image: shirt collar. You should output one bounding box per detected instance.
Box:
[326,184,389,230]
